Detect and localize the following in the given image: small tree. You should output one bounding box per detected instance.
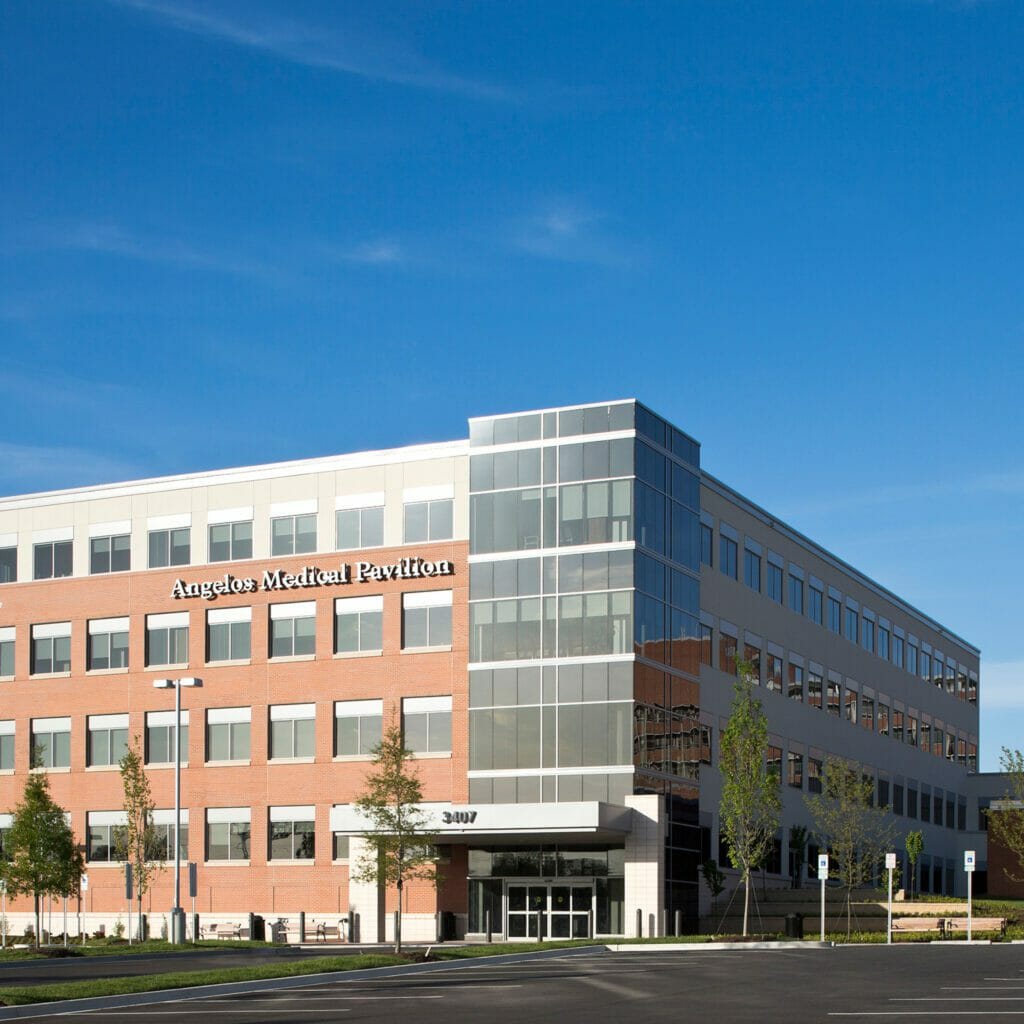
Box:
[988,747,1024,884]
[701,859,726,908]
[115,739,162,942]
[351,725,437,953]
[718,666,781,936]
[2,771,81,945]
[789,825,809,889]
[905,830,924,901]
[806,758,896,937]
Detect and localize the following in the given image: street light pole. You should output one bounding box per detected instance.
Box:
[154,677,201,944]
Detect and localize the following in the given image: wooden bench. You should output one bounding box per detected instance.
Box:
[892,917,948,938]
[945,917,1006,937]
[214,922,243,940]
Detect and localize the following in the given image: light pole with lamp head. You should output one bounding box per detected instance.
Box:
[153,677,201,943]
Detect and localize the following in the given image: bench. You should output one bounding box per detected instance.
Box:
[945,917,1006,937]
[892,917,948,938]
[213,923,243,940]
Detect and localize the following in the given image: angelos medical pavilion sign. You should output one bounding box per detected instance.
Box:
[171,556,454,601]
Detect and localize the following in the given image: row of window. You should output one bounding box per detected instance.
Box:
[0,808,356,865]
[0,591,452,677]
[0,698,452,771]
[702,520,978,705]
[0,497,455,584]
[701,624,978,769]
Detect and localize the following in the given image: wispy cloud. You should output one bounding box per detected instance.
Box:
[14,222,273,279]
[511,201,638,266]
[339,239,404,266]
[111,0,510,101]
[0,443,142,496]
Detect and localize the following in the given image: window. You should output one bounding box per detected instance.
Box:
[270,601,316,657]
[271,514,317,556]
[767,745,782,784]
[743,642,761,683]
[0,721,14,771]
[893,783,904,816]
[743,549,761,592]
[861,618,874,653]
[404,497,453,543]
[209,519,253,562]
[699,524,713,566]
[808,583,823,625]
[844,688,858,724]
[807,668,823,709]
[877,625,890,661]
[845,607,858,644]
[920,651,932,684]
[892,634,905,669]
[877,700,890,737]
[807,756,823,794]
[719,633,737,675]
[33,539,72,580]
[0,627,13,677]
[827,596,841,634]
[892,707,904,743]
[906,714,918,747]
[206,808,251,861]
[31,622,71,674]
[333,834,350,861]
[87,811,126,862]
[402,590,452,649]
[334,596,383,654]
[826,678,841,716]
[337,504,384,550]
[89,533,130,574]
[766,563,783,603]
[206,707,251,762]
[788,751,803,789]
[151,809,188,860]
[334,699,383,757]
[719,536,737,580]
[766,654,782,693]
[788,575,803,614]
[206,607,251,662]
[0,545,16,584]
[87,617,129,670]
[699,623,712,666]
[269,806,315,860]
[146,612,189,667]
[403,696,452,754]
[861,694,874,732]
[31,716,70,768]
[788,663,804,701]
[145,710,188,765]
[148,526,190,568]
[907,643,918,676]
[269,704,315,760]
[87,714,128,767]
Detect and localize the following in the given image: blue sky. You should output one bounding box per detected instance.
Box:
[2,1,1022,768]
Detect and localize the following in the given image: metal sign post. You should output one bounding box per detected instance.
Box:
[1,879,6,949]
[818,854,829,941]
[964,851,976,941]
[885,853,896,944]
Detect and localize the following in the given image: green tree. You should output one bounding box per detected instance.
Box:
[718,666,782,936]
[1,772,82,945]
[987,747,1024,885]
[905,830,924,901]
[701,859,726,908]
[115,738,162,942]
[351,725,437,953]
[806,758,896,937]
[789,824,809,890]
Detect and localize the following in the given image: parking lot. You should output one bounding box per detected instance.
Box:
[3,945,1024,1023]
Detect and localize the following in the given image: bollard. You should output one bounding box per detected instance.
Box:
[662,909,668,938]
[347,909,355,944]
[636,908,643,938]
[436,910,443,942]
[248,912,255,941]
[485,909,492,944]
[353,912,360,944]
[588,908,594,939]
[393,910,400,946]
[536,909,543,942]
[298,911,306,944]
[191,913,200,944]
[674,910,682,937]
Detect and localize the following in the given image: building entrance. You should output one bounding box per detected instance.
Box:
[506,882,593,939]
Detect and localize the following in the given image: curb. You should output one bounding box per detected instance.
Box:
[0,944,604,1020]
[605,941,832,952]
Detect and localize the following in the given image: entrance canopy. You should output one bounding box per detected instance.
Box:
[329,800,634,845]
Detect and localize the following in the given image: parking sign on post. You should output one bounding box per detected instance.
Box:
[885,853,897,943]
[818,854,829,941]
[964,851,976,940]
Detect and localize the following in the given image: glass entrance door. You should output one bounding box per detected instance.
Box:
[506,883,593,939]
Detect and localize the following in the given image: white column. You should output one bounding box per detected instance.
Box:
[346,837,385,943]
[623,794,665,938]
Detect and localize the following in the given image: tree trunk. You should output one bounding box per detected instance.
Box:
[742,868,750,937]
[33,892,41,948]
[395,878,403,954]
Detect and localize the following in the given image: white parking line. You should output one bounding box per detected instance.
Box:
[830,1013,1024,1017]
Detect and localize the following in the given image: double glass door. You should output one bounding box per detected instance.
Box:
[506,882,593,939]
